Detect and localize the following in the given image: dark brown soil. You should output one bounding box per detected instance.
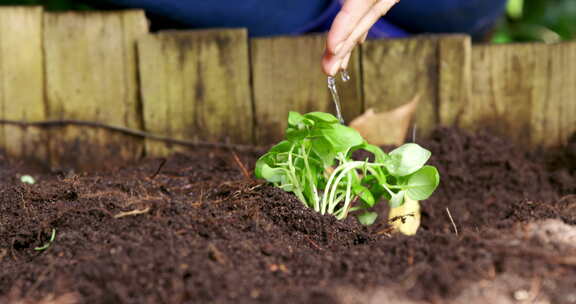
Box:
[1,128,575,304]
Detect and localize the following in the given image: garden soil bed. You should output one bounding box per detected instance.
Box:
[1,128,576,304]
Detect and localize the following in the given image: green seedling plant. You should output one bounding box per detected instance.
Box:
[255,112,440,227]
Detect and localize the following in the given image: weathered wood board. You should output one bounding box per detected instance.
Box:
[362,36,439,138]
[438,35,471,127]
[251,34,363,144]
[0,7,46,163]
[465,43,548,146]
[0,8,574,168]
[43,10,147,169]
[532,42,576,147]
[138,29,253,156]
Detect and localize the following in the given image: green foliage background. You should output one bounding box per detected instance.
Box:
[493,0,576,43]
[0,0,574,43]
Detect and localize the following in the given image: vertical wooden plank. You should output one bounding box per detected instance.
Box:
[138,29,253,156]
[555,42,576,146]
[465,43,547,146]
[532,42,576,147]
[44,10,147,170]
[438,35,471,127]
[362,36,439,137]
[251,34,363,144]
[0,7,46,163]
[341,48,363,123]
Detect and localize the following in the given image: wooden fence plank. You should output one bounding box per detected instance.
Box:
[362,36,439,138]
[138,29,253,156]
[44,10,147,170]
[532,42,576,147]
[438,35,471,127]
[0,7,46,163]
[465,43,548,146]
[251,34,363,144]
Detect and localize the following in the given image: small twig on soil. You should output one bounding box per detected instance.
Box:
[232,152,251,179]
[114,207,151,218]
[375,227,394,237]
[0,119,262,152]
[445,207,458,235]
[248,184,264,192]
[304,235,324,251]
[412,124,417,143]
[150,158,167,179]
[208,243,228,264]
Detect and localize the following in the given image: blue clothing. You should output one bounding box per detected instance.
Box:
[105,0,507,39]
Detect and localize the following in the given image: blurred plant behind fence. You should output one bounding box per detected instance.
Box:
[494,0,576,43]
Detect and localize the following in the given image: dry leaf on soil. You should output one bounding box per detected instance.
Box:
[349,95,419,146]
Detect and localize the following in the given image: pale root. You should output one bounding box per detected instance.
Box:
[388,197,420,235]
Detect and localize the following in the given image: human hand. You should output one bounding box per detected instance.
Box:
[322,0,399,76]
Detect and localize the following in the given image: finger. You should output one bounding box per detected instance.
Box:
[359,32,369,44]
[326,0,378,54]
[322,50,343,76]
[340,52,352,71]
[335,0,398,58]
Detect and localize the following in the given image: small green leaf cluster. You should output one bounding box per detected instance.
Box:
[255,112,439,225]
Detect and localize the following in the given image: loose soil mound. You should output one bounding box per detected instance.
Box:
[1,128,575,303]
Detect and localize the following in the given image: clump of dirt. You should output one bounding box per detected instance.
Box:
[0,128,575,304]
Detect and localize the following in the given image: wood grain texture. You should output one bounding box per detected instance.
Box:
[438,35,471,127]
[532,42,576,147]
[138,29,253,156]
[362,36,439,137]
[466,43,548,146]
[251,34,363,144]
[44,10,147,170]
[0,7,46,163]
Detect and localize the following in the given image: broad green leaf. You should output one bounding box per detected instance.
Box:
[255,162,285,183]
[286,127,308,142]
[386,143,431,176]
[269,140,292,153]
[310,137,336,168]
[357,211,378,226]
[279,175,293,191]
[359,143,389,163]
[255,152,275,168]
[405,166,440,200]
[353,184,375,207]
[314,124,364,153]
[288,112,305,128]
[507,0,524,19]
[303,112,340,123]
[388,190,406,208]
